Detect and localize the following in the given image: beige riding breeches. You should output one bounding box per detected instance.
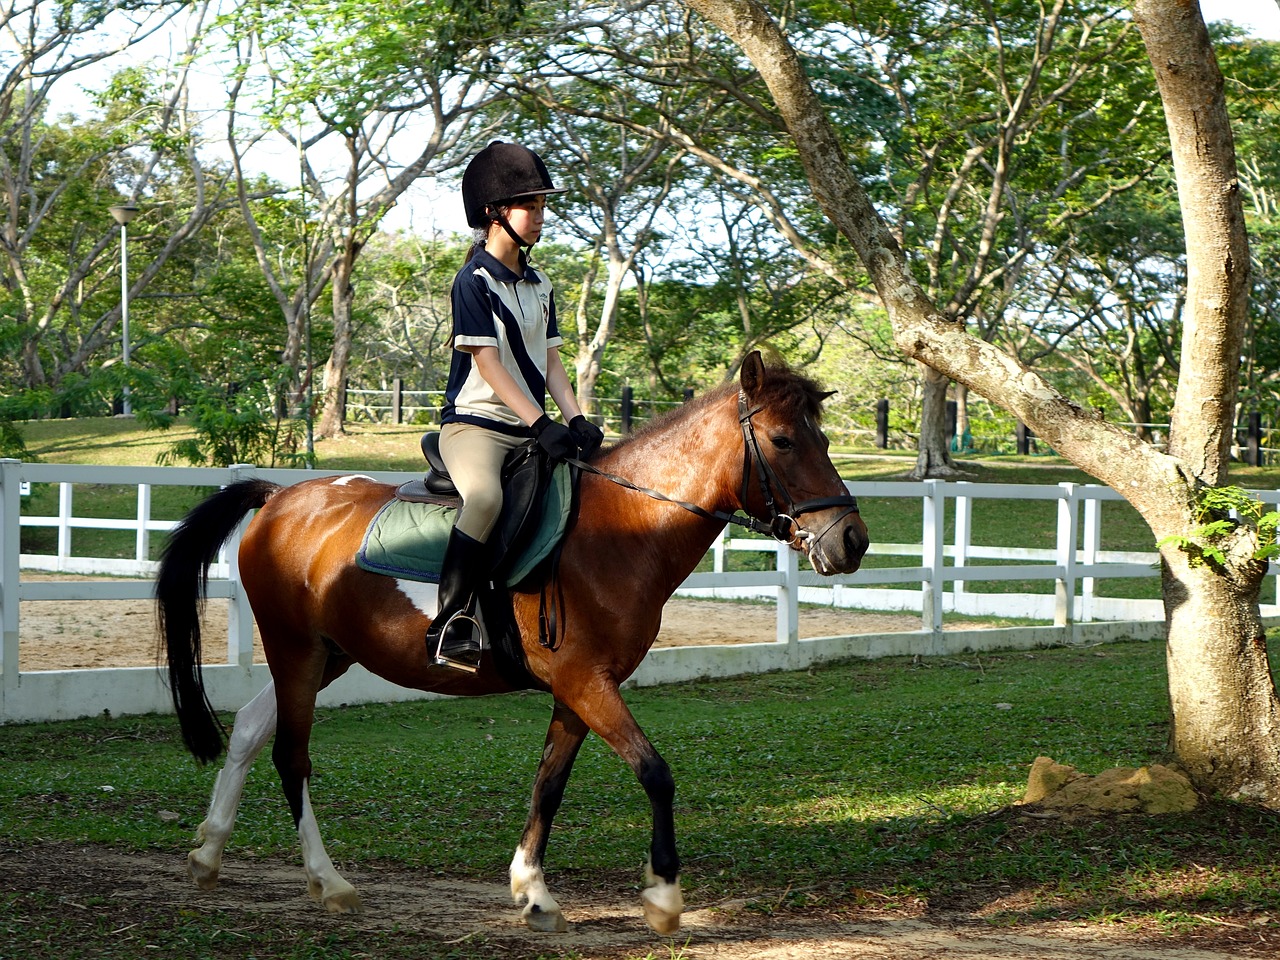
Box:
[439,422,528,543]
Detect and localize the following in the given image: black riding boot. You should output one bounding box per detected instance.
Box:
[426,528,488,672]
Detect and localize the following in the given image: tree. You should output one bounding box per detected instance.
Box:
[217,0,502,436]
[0,1,232,408]
[681,0,1280,802]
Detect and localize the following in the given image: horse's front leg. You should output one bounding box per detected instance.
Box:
[511,700,589,932]
[188,681,277,889]
[569,685,683,934]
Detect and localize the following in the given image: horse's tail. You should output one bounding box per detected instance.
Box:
[156,478,278,764]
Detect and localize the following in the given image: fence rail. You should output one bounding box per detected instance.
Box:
[5,458,1279,724]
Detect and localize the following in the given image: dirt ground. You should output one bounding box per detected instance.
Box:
[17,574,958,672]
[8,579,1263,959]
[1,841,1259,960]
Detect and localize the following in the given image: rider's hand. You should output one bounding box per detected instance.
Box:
[531,415,578,462]
[568,415,605,459]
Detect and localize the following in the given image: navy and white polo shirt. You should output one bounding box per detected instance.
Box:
[442,249,563,434]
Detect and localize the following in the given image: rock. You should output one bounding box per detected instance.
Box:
[1019,757,1198,814]
[1022,756,1081,804]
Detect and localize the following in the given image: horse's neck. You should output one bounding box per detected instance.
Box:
[602,406,741,515]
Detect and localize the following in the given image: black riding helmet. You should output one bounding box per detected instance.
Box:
[461,141,567,235]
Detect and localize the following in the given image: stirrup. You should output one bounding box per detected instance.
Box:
[432,610,484,673]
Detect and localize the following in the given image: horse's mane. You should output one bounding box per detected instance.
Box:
[612,360,830,451]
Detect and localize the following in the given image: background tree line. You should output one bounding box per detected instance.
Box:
[2,0,1275,475]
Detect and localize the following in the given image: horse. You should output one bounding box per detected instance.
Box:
[157,351,869,934]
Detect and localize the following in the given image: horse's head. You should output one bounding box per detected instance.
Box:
[736,351,869,575]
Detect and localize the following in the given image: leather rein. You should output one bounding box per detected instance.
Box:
[565,392,860,550]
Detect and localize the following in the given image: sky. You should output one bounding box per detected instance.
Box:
[1208,0,1280,39]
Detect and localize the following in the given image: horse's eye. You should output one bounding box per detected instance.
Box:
[771,436,794,452]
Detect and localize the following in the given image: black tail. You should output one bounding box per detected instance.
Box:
[156,479,277,764]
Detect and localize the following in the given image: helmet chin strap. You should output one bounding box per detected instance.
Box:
[490,207,536,264]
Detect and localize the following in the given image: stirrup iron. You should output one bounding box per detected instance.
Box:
[432,609,485,673]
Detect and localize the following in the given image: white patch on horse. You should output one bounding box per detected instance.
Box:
[395,578,441,618]
[330,474,375,486]
[510,845,566,932]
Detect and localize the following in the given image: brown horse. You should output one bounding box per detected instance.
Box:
[158,351,868,934]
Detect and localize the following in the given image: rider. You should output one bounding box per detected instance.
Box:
[428,140,604,672]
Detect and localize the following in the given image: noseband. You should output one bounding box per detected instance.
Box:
[565,394,860,550]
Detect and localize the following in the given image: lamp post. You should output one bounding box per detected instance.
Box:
[109,204,139,415]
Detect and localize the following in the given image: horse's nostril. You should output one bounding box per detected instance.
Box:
[845,525,868,561]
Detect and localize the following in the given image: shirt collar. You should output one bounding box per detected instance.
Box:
[474,248,539,283]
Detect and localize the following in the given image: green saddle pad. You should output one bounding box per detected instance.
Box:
[356,463,573,586]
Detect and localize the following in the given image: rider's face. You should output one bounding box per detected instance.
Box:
[501,196,547,245]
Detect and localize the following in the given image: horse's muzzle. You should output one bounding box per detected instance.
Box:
[808,511,869,576]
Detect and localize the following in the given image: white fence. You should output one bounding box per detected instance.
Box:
[6,458,1276,724]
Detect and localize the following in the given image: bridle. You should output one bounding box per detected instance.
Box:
[734,392,861,548]
[565,392,860,551]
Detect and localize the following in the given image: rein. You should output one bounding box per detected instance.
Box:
[564,393,860,548]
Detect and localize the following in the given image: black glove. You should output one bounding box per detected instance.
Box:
[531,414,578,462]
[568,415,605,459]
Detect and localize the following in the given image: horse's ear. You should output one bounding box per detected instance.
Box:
[819,389,837,403]
[740,351,765,397]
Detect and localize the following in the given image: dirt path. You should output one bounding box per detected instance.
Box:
[1,843,1250,960]
[17,574,949,672]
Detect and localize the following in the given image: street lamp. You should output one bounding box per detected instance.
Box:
[109,204,139,415]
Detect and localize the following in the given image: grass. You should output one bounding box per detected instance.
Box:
[3,643,1280,956]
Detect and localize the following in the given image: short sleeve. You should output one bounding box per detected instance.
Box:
[451,270,499,348]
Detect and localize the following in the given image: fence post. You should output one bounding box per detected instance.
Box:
[135,483,151,564]
[777,540,800,667]
[921,479,946,644]
[1081,488,1102,622]
[1055,483,1079,639]
[875,399,889,448]
[58,481,73,572]
[621,385,634,434]
[225,464,257,669]
[683,387,694,402]
[953,482,972,604]
[392,378,404,425]
[1016,422,1034,455]
[0,459,21,695]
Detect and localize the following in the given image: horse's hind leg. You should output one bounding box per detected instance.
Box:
[510,700,589,932]
[188,681,278,890]
[272,657,362,913]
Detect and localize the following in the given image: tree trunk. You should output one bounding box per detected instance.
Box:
[910,365,961,479]
[1161,542,1280,802]
[681,0,1280,802]
[316,252,354,439]
[1133,0,1280,799]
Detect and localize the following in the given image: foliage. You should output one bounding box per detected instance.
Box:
[1158,485,1280,569]
[147,379,313,469]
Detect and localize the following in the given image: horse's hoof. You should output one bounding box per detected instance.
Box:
[323,889,364,914]
[523,903,569,933]
[187,851,220,890]
[641,869,683,935]
[642,896,681,935]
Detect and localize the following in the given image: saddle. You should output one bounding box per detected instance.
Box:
[356,433,572,588]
